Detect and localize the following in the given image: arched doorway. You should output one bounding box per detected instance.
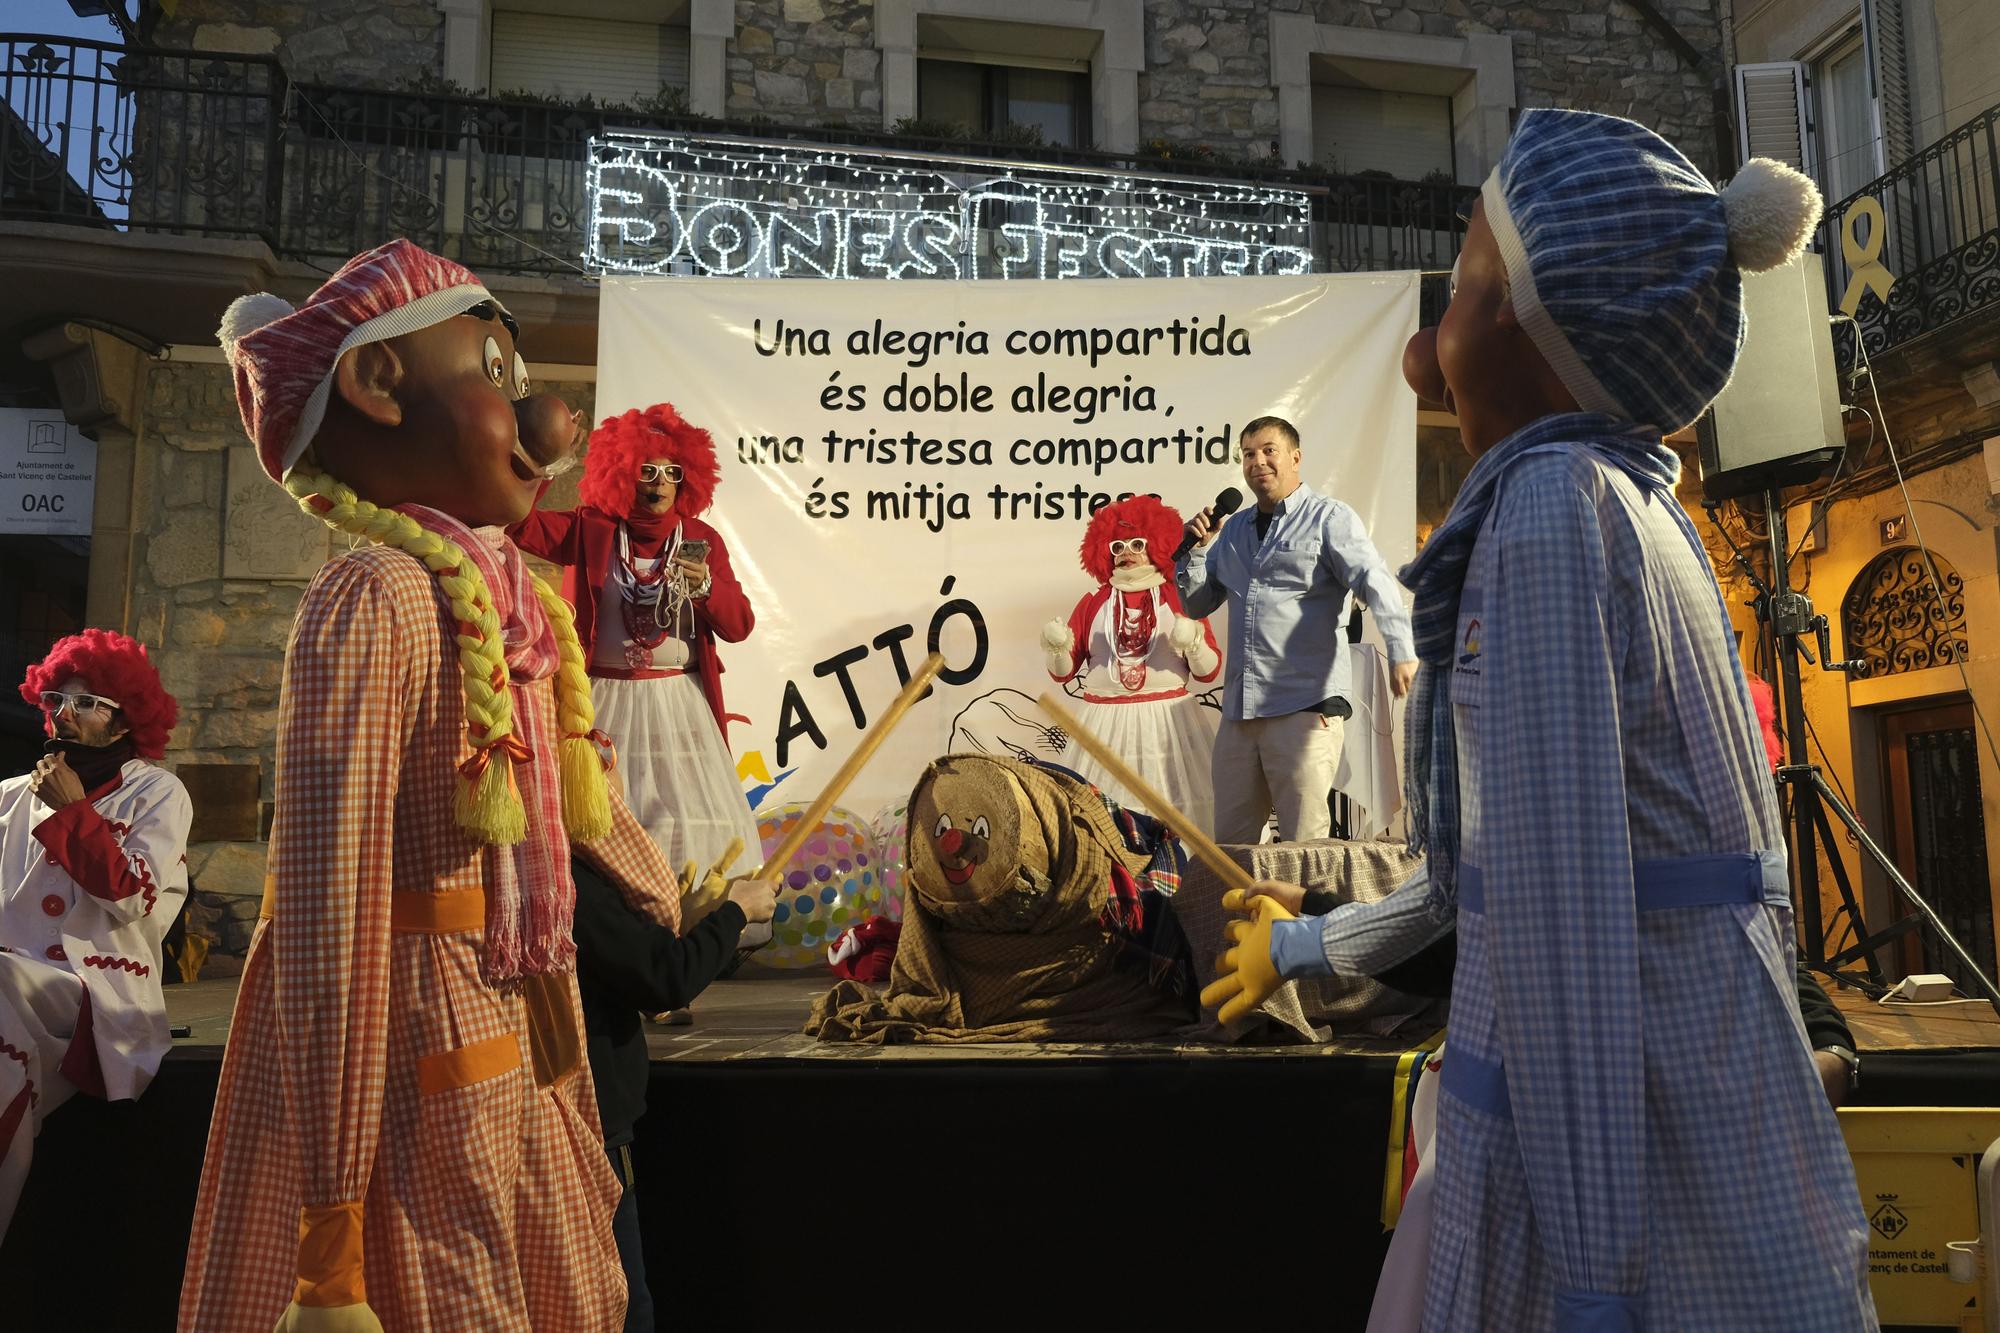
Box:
[1841,547,1992,990]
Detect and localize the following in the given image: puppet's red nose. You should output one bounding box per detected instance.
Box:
[937,828,964,856]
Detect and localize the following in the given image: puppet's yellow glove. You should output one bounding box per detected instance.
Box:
[1199,892,1297,1025]
[274,1302,384,1333]
[679,838,747,930]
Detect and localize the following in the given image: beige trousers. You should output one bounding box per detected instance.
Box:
[1211,711,1345,843]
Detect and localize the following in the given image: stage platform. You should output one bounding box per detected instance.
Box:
[5,975,1998,1328]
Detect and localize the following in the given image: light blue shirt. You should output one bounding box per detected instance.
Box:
[1175,481,1414,722]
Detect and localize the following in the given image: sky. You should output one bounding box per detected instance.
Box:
[8,2,123,44]
[5,4,140,221]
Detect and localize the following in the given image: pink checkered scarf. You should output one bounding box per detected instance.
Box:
[401,503,575,985]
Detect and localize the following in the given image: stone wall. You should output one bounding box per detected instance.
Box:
[1141,1,1279,150]
[154,0,442,90]
[729,0,882,126]
[128,360,596,965]
[143,1,1725,172]
[1140,0,1723,167]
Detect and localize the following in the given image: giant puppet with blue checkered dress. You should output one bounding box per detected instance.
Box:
[1203,110,1878,1331]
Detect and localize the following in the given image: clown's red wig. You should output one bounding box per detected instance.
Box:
[1745,674,1783,774]
[20,629,178,758]
[577,402,721,521]
[1079,494,1182,584]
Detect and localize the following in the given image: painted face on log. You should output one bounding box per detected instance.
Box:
[907,756,1040,906]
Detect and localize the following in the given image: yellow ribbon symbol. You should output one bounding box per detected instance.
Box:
[1839,196,1895,317]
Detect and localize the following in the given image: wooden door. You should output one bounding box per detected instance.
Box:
[1880,700,1996,990]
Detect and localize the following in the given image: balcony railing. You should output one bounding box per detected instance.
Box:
[1820,100,2000,361]
[2,34,1475,283]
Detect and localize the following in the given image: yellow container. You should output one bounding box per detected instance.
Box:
[1839,1106,2000,1331]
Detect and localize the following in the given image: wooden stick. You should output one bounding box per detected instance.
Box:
[1037,690,1257,897]
[755,651,947,883]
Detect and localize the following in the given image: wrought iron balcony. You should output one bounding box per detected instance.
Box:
[2,34,1473,285]
[1820,100,2000,361]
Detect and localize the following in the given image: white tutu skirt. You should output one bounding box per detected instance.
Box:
[591,673,768,944]
[1064,694,1219,834]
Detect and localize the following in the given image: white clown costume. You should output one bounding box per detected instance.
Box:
[1042,495,1223,831]
[0,632,191,1241]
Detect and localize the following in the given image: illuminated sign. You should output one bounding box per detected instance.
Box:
[585,131,1316,280]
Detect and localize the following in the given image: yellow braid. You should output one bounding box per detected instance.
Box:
[285,468,527,846]
[527,572,613,841]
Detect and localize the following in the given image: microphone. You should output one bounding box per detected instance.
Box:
[1173,488,1243,562]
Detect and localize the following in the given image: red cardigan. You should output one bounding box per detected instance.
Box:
[509,505,754,735]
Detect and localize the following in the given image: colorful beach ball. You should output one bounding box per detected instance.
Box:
[754,804,881,969]
[869,801,909,923]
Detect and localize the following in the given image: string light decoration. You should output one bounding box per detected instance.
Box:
[584,131,1317,280]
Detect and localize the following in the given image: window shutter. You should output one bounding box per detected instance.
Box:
[489,11,690,103]
[1863,0,1914,166]
[1311,85,1454,179]
[1735,62,1813,171]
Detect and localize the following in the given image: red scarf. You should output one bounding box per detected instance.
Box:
[622,507,674,555]
[400,503,573,985]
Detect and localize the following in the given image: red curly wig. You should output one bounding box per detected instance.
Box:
[19,629,178,758]
[1079,494,1182,584]
[577,402,721,522]
[1746,674,1783,774]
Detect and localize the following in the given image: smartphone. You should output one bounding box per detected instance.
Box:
[677,539,710,563]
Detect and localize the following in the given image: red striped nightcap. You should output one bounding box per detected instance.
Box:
[217,239,505,482]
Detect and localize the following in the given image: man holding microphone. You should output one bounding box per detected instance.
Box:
[1178,415,1416,843]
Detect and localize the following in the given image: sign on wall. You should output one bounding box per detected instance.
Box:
[0,409,95,537]
[595,272,1419,823]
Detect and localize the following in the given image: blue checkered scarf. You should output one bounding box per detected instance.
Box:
[1398,413,1693,920]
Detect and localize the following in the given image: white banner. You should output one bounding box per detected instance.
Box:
[0,409,95,537]
[595,273,1418,829]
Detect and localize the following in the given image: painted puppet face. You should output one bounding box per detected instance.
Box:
[320,307,584,528]
[908,758,1038,907]
[1404,196,1573,458]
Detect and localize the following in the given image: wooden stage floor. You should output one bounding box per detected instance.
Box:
[162,970,1440,1063]
[162,969,2000,1064]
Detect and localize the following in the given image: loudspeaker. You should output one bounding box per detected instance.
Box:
[1696,251,1845,502]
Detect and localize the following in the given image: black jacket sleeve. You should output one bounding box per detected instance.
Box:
[571,858,747,1013]
[1300,888,1342,917]
[1796,964,1855,1052]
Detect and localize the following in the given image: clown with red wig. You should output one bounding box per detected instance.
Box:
[1041,495,1223,830]
[511,402,760,923]
[0,629,190,1239]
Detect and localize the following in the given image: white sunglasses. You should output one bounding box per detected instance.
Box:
[39,690,121,716]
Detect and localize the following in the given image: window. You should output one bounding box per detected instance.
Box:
[917,58,1088,147]
[1311,83,1454,178]
[489,10,690,104]
[1814,32,1879,205]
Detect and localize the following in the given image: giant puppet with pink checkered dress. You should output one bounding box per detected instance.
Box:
[178,240,686,1333]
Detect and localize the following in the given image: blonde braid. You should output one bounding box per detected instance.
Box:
[527,572,613,841]
[285,467,528,845]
